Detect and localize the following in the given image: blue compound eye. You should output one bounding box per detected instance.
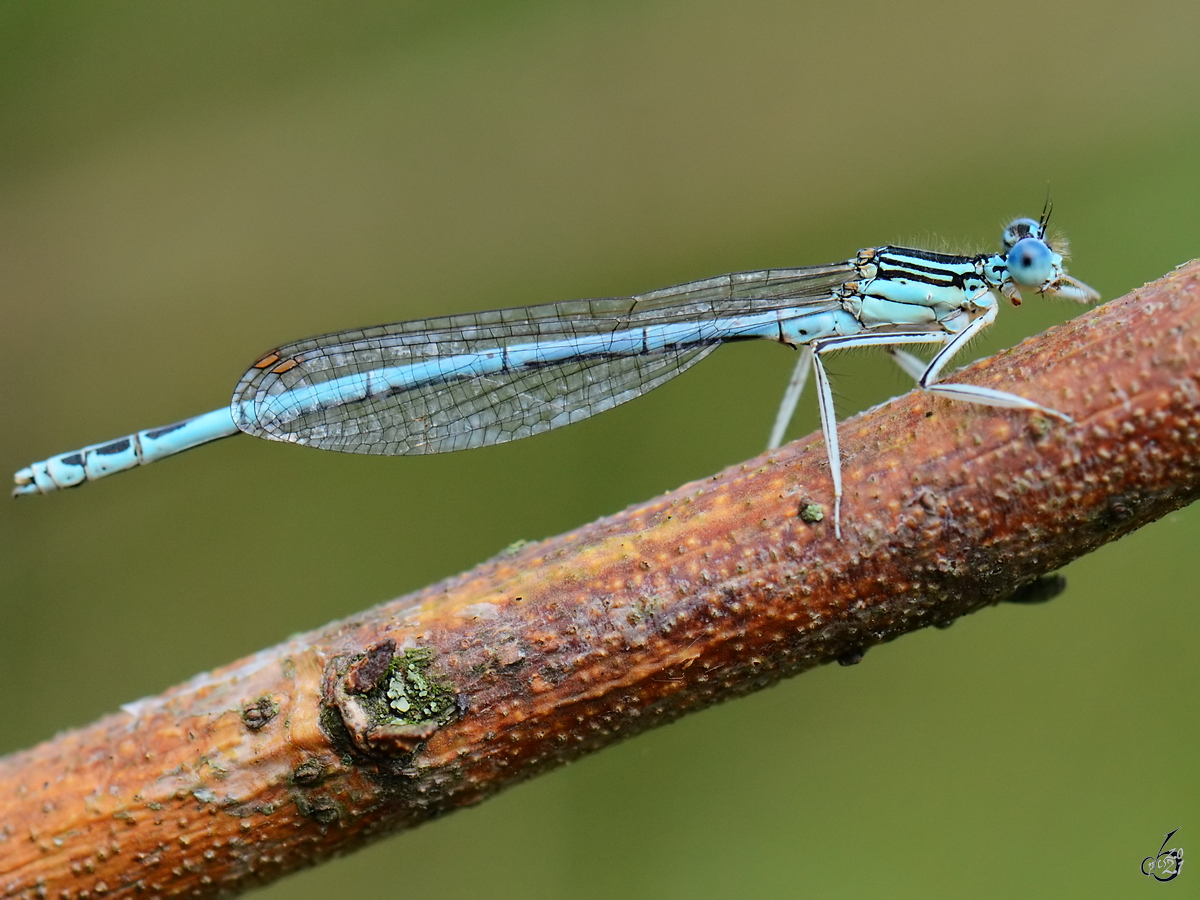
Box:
[1002,217,1044,252]
[1007,237,1054,287]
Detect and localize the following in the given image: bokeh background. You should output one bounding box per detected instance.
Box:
[2,2,1197,897]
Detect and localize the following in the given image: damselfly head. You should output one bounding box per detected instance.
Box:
[1004,232,1099,305]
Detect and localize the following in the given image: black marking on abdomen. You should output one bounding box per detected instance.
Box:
[94,438,132,456]
[145,421,190,440]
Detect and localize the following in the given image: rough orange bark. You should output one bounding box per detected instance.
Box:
[3,261,1199,899]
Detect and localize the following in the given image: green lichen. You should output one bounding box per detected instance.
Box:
[385,651,455,724]
[799,503,825,523]
[357,648,456,729]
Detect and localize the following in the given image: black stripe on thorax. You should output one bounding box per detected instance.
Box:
[875,248,980,290]
[882,246,976,265]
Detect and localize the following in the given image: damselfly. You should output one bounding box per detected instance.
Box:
[13,212,1097,537]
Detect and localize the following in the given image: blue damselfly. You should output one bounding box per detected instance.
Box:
[14,212,1096,537]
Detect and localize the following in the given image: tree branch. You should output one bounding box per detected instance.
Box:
[3,260,1199,899]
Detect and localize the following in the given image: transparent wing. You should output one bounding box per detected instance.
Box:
[232,262,855,455]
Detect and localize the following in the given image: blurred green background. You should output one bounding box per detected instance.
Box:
[1,1,1197,896]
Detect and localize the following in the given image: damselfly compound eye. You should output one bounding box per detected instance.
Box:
[1007,236,1054,288]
